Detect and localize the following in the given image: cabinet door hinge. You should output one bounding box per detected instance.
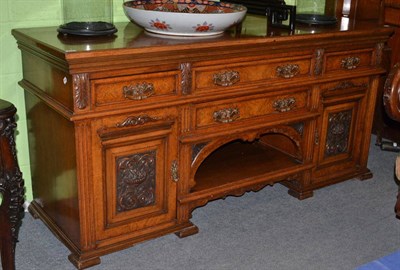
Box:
[171,160,179,182]
[314,129,320,145]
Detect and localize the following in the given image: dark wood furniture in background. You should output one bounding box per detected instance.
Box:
[0,100,25,270]
[12,13,392,270]
[382,62,400,217]
[377,0,400,144]
[354,0,400,145]
[383,0,400,66]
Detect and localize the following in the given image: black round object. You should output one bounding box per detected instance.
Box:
[296,14,337,25]
[57,21,117,36]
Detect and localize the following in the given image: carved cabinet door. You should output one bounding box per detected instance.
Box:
[90,109,179,243]
[312,78,370,183]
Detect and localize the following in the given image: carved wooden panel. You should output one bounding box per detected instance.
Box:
[325,110,352,156]
[116,151,156,212]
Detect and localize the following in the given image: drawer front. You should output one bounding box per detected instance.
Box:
[92,71,179,108]
[324,49,373,73]
[193,57,312,93]
[384,7,400,26]
[320,77,369,102]
[193,89,310,129]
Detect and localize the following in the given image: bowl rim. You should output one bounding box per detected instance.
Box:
[123,0,247,14]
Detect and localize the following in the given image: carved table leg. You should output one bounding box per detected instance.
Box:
[0,100,25,270]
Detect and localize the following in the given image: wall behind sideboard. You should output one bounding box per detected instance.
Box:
[0,0,323,201]
[0,0,127,201]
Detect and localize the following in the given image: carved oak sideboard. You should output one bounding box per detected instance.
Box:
[12,15,393,269]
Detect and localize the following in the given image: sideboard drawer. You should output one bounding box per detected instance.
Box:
[92,71,180,109]
[193,88,311,129]
[324,49,373,73]
[193,56,313,93]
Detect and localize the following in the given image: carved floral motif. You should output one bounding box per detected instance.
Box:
[116,151,156,212]
[325,110,352,156]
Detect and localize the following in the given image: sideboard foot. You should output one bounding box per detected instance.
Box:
[357,169,373,181]
[287,189,314,200]
[175,222,199,238]
[68,253,101,270]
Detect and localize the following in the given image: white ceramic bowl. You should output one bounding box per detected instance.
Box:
[123,0,247,36]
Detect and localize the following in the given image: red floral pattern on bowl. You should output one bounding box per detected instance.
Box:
[150,19,171,30]
[194,22,214,32]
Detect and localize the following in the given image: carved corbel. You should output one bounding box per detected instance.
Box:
[314,48,325,76]
[375,42,384,66]
[180,62,192,95]
[73,73,90,110]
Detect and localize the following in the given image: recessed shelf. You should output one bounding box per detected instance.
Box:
[192,140,302,193]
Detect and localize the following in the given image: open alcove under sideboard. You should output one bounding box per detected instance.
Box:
[12,15,393,269]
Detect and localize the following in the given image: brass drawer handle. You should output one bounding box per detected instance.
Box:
[341,56,360,70]
[123,82,155,100]
[273,97,296,112]
[213,70,240,86]
[213,107,240,123]
[276,64,300,78]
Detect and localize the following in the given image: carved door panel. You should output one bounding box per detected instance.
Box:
[318,103,358,164]
[91,109,178,243]
[312,79,369,184]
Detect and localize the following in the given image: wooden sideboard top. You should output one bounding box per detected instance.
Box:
[12,15,393,58]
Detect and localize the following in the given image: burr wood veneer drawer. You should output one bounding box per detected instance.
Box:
[193,89,311,129]
[192,56,313,93]
[324,49,374,73]
[91,71,179,108]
